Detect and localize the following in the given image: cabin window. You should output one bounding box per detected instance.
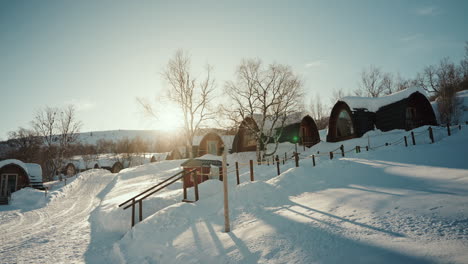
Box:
[336,110,354,137]
[207,140,218,155]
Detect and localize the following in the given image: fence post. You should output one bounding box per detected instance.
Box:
[193,172,199,201]
[329,151,333,159]
[447,123,451,136]
[404,136,408,147]
[282,158,285,165]
[131,198,135,227]
[459,124,462,130]
[312,155,316,167]
[276,155,280,176]
[411,131,416,145]
[294,152,299,167]
[267,158,269,166]
[139,200,143,222]
[355,146,358,153]
[235,162,240,185]
[284,152,287,162]
[366,146,369,151]
[340,145,344,157]
[429,127,434,143]
[249,160,254,181]
[183,172,188,200]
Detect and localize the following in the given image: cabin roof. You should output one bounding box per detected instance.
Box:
[340,87,427,112]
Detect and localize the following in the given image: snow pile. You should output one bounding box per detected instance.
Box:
[341,87,427,112]
[103,125,468,263]
[9,187,47,210]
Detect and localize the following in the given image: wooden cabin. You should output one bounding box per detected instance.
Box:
[232,114,321,152]
[0,159,44,204]
[195,132,235,157]
[327,88,437,142]
[180,157,223,187]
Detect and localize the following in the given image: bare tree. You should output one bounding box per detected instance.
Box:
[6,127,41,163]
[330,88,348,105]
[225,58,303,160]
[138,50,216,158]
[309,93,328,130]
[381,72,394,95]
[32,105,82,180]
[356,65,388,97]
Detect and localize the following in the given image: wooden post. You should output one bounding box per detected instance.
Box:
[131,199,135,227]
[459,124,462,130]
[429,127,434,143]
[282,158,285,165]
[222,149,230,232]
[312,155,316,167]
[284,152,287,162]
[329,151,333,159]
[447,123,451,136]
[294,152,299,167]
[267,158,269,166]
[340,145,344,157]
[193,172,199,201]
[385,143,388,146]
[183,172,187,200]
[235,162,240,185]
[411,131,416,145]
[276,155,280,176]
[249,160,254,181]
[139,200,143,222]
[355,146,358,153]
[404,136,408,147]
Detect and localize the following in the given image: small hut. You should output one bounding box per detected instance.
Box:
[0,159,44,203]
[180,155,223,187]
[232,113,321,152]
[194,132,235,157]
[327,88,437,142]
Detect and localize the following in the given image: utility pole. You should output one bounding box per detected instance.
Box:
[222,146,230,232]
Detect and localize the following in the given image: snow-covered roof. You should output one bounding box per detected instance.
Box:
[340,87,427,113]
[0,159,29,174]
[248,112,307,133]
[0,159,43,182]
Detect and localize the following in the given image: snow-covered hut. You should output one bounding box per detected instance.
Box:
[327,88,437,142]
[232,113,321,152]
[193,132,235,157]
[0,159,44,200]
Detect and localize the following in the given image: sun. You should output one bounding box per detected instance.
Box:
[156,104,184,132]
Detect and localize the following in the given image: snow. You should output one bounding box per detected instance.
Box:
[341,87,428,112]
[0,159,29,174]
[1,123,468,263]
[0,159,43,183]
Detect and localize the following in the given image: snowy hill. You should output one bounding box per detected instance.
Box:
[76,129,161,145]
[1,123,468,263]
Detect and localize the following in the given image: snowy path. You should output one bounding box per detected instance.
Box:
[0,170,115,264]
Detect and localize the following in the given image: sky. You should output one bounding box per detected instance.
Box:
[0,0,467,140]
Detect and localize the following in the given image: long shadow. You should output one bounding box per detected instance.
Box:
[250,207,433,264]
[290,202,405,237]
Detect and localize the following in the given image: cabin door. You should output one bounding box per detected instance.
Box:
[207,141,218,155]
[0,174,18,196]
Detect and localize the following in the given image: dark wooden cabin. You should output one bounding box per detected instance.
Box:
[0,162,30,198]
[327,89,437,142]
[232,114,321,152]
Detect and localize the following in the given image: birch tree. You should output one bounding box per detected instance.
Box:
[225,58,303,160]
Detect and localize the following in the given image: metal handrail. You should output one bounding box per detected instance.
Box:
[121,169,197,210]
[118,169,185,208]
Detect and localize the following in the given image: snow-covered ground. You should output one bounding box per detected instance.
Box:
[1,124,468,263]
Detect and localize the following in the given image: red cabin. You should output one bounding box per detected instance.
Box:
[180,156,223,188]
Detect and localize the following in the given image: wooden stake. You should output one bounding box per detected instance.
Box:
[294,152,299,167]
[276,155,280,176]
[194,172,199,201]
[139,200,143,222]
[312,155,315,167]
[329,151,333,159]
[249,160,254,181]
[447,123,451,136]
[429,127,434,143]
[411,131,416,145]
[340,145,344,157]
[222,149,230,232]
[235,162,240,185]
[404,136,408,147]
[131,199,135,227]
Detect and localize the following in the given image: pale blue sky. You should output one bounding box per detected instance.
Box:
[1,0,467,140]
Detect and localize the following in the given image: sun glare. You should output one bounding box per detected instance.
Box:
[156,104,184,132]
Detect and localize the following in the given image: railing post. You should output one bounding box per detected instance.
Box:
[447,123,451,136]
[131,198,135,227]
[340,145,344,157]
[329,151,333,159]
[411,131,416,145]
[139,200,143,222]
[429,127,434,143]
[235,162,240,185]
[193,172,199,201]
[404,136,408,147]
[294,152,299,167]
[276,155,280,176]
[312,155,316,167]
[249,160,254,181]
[183,172,187,200]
